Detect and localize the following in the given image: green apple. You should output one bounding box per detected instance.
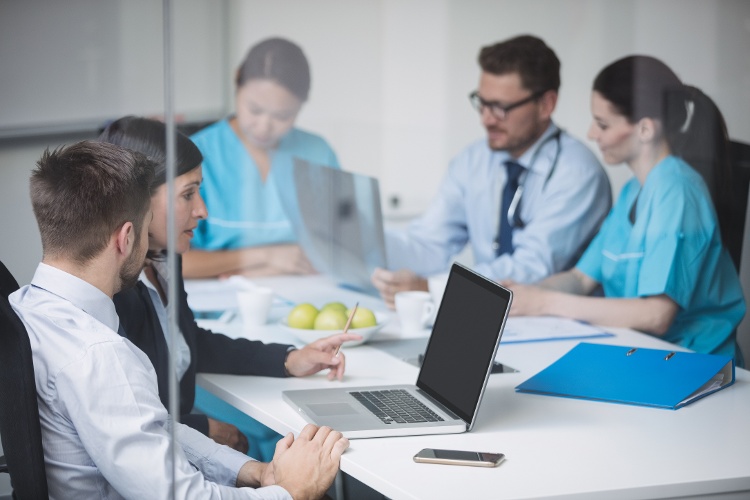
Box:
[287,303,319,329]
[346,307,377,329]
[313,309,348,330]
[320,301,347,314]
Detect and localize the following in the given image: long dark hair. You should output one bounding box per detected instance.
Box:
[235,37,311,101]
[593,56,732,238]
[593,55,728,173]
[98,116,203,194]
[98,116,203,260]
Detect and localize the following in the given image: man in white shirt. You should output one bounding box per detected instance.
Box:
[10,141,347,499]
[372,35,612,307]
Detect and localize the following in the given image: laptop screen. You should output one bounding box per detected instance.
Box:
[416,264,511,424]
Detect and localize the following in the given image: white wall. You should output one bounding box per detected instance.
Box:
[228,0,750,222]
[0,0,228,284]
[0,138,48,283]
[0,0,226,136]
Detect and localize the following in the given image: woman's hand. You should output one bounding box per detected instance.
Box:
[285,332,363,381]
[208,418,249,453]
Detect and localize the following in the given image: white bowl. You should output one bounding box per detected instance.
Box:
[279,311,389,347]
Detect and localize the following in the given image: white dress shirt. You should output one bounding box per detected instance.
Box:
[386,123,612,283]
[10,263,291,500]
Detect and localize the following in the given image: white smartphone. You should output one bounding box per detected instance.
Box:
[413,448,505,468]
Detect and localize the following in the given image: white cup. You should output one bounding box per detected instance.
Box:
[236,287,274,326]
[427,273,449,308]
[427,273,449,324]
[395,291,435,334]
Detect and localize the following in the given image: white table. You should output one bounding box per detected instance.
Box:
[191,275,750,500]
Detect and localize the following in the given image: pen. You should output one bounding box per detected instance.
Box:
[334,302,358,358]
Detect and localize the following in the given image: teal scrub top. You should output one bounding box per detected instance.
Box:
[190,119,340,250]
[576,155,745,356]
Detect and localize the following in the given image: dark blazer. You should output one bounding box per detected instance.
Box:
[114,258,292,435]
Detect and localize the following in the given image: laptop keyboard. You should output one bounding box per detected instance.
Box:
[350,389,445,425]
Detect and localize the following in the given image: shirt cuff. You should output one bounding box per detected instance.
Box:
[283,347,297,377]
[209,445,252,486]
[242,485,292,500]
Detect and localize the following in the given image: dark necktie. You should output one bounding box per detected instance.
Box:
[495,160,524,256]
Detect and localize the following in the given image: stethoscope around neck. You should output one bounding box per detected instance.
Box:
[498,128,563,232]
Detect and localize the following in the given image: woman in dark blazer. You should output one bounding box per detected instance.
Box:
[101,116,358,460]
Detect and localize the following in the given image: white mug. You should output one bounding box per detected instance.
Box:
[236,287,274,326]
[395,291,435,334]
[427,273,449,322]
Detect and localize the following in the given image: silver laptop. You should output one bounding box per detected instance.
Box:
[275,158,387,295]
[282,263,512,438]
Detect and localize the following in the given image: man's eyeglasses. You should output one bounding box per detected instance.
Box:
[469,90,546,120]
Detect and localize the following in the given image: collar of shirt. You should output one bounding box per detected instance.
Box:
[502,122,560,177]
[31,262,119,332]
[138,261,192,379]
[490,122,561,226]
[139,260,169,304]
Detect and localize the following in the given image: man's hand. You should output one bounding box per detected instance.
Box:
[371,267,428,309]
[208,418,249,454]
[285,332,362,381]
[271,425,349,500]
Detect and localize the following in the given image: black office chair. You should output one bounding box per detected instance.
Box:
[0,259,18,476]
[737,183,750,369]
[720,140,750,271]
[688,139,749,272]
[0,259,20,477]
[666,87,749,270]
[0,261,19,300]
[0,261,49,499]
[709,141,750,368]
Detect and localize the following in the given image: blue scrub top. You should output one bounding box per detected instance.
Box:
[576,155,745,356]
[190,119,340,250]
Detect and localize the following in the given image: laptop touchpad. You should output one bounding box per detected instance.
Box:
[308,403,359,416]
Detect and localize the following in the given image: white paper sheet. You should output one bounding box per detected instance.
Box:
[501,316,613,343]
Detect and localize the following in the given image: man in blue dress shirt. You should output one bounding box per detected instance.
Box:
[9,141,347,499]
[372,35,612,307]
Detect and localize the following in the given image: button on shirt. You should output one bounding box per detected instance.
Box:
[10,263,291,500]
[385,124,612,283]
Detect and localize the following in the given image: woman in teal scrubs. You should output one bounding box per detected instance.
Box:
[184,37,340,279]
[183,39,343,458]
[507,55,744,359]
